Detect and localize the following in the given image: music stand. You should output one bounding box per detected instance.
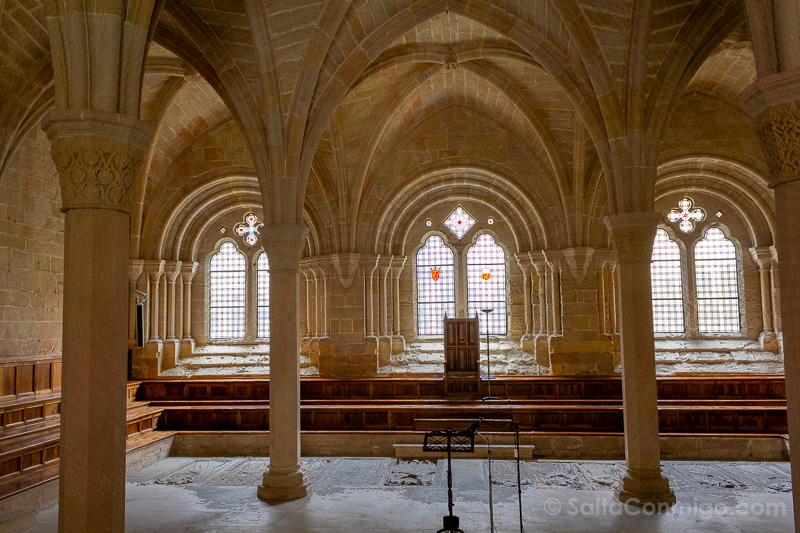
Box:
[423,422,478,533]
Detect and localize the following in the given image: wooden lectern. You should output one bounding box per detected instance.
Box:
[443,315,480,395]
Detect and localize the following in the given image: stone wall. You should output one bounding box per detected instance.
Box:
[0,125,63,358]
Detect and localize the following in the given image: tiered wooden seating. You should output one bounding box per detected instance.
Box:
[137,375,788,436]
[0,361,171,502]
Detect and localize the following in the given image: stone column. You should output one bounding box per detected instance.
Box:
[377,255,393,364]
[391,256,407,354]
[299,261,315,360]
[135,260,164,378]
[743,73,800,527]
[144,261,164,341]
[530,252,549,367]
[128,259,144,348]
[604,212,675,507]
[515,255,534,352]
[608,259,619,335]
[308,261,324,363]
[258,224,310,502]
[162,261,181,370]
[750,247,779,351]
[362,257,377,337]
[180,262,198,356]
[43,110,153,531]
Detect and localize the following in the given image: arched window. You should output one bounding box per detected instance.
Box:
[257,252,270,339]
[651,228,684,334]
[695,227,740,333]
[467,234,507,334]
[416,235,455,335]
[209,242,247,340]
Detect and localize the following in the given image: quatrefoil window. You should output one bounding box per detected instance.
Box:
[667,197,706,233]
[234,213,263,246]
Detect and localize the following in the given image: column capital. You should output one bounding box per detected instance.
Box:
[390,256,407,278]
[128,259,144,282]
[164,260,182,283]
[592,248,615,269]
[514,252,532,275]
[376,254,393,276]
[741,70,800,188]
[360,254,379,277]
[299,258,316,278]
[180,261,198,283]
[749,246,775,270]
[603,212,661,263]
[528,251,547,274]
[261,224,308,272]
[42,109,154,214]
[143,259,164,280]
[313,256,336,279]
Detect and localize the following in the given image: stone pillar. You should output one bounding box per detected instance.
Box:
[180,262,198,356]
[362,257,377,337]
[515,255,534,353]
[43,110,153,532]
[137,259,164,378]
[377,255,393,364]
[743,73,800,528]
[299,261,315,360]
[257,224,310,503]
[530,252,549,367]
[750,247,779,351]
[162,261,181,370]
[128,259,144,348]
[604,212,675,507]
[391,256,407,354]
[608,259,619,335]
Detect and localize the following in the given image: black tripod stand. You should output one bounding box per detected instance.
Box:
[423,422,479,533]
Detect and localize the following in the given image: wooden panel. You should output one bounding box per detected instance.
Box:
[34,364,51,393]
[0,367,15,400]
[15,365,34,396]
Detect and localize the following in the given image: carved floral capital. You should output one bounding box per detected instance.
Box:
[261,225,308,272]
[42,110,153,214]
[603,212,661,263]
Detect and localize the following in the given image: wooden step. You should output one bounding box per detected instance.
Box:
[154,401,788,435]
[0,392,61,432]
[127,381,142,403]
[137,375,787,402]
[126,403,164,439]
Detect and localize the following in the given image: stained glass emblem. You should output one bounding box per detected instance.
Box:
[667,197,705,233]
[444,205,475,240]
[234,212,263,246]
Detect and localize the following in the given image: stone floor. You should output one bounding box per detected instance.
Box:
[26,458,793,532]
[158,338,783,378]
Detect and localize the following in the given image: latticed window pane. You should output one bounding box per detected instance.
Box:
[257,253,269,339]
[443,205,475,240]
[695,227,740,333]
[209,242,246,340]
[416,235,455,335]
[651,229,684,334]
[466,234,507,335]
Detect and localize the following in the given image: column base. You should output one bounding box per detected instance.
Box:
[534,335,550,367]
[131,341,162,378]
[257,470,311,503]
[180,338,195,357]
[615,468,675,509]
[378,336,392,366]
[760,331,780,353]
[520,333,535,353]
[391,335,406,355]
[162,339,180,370]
